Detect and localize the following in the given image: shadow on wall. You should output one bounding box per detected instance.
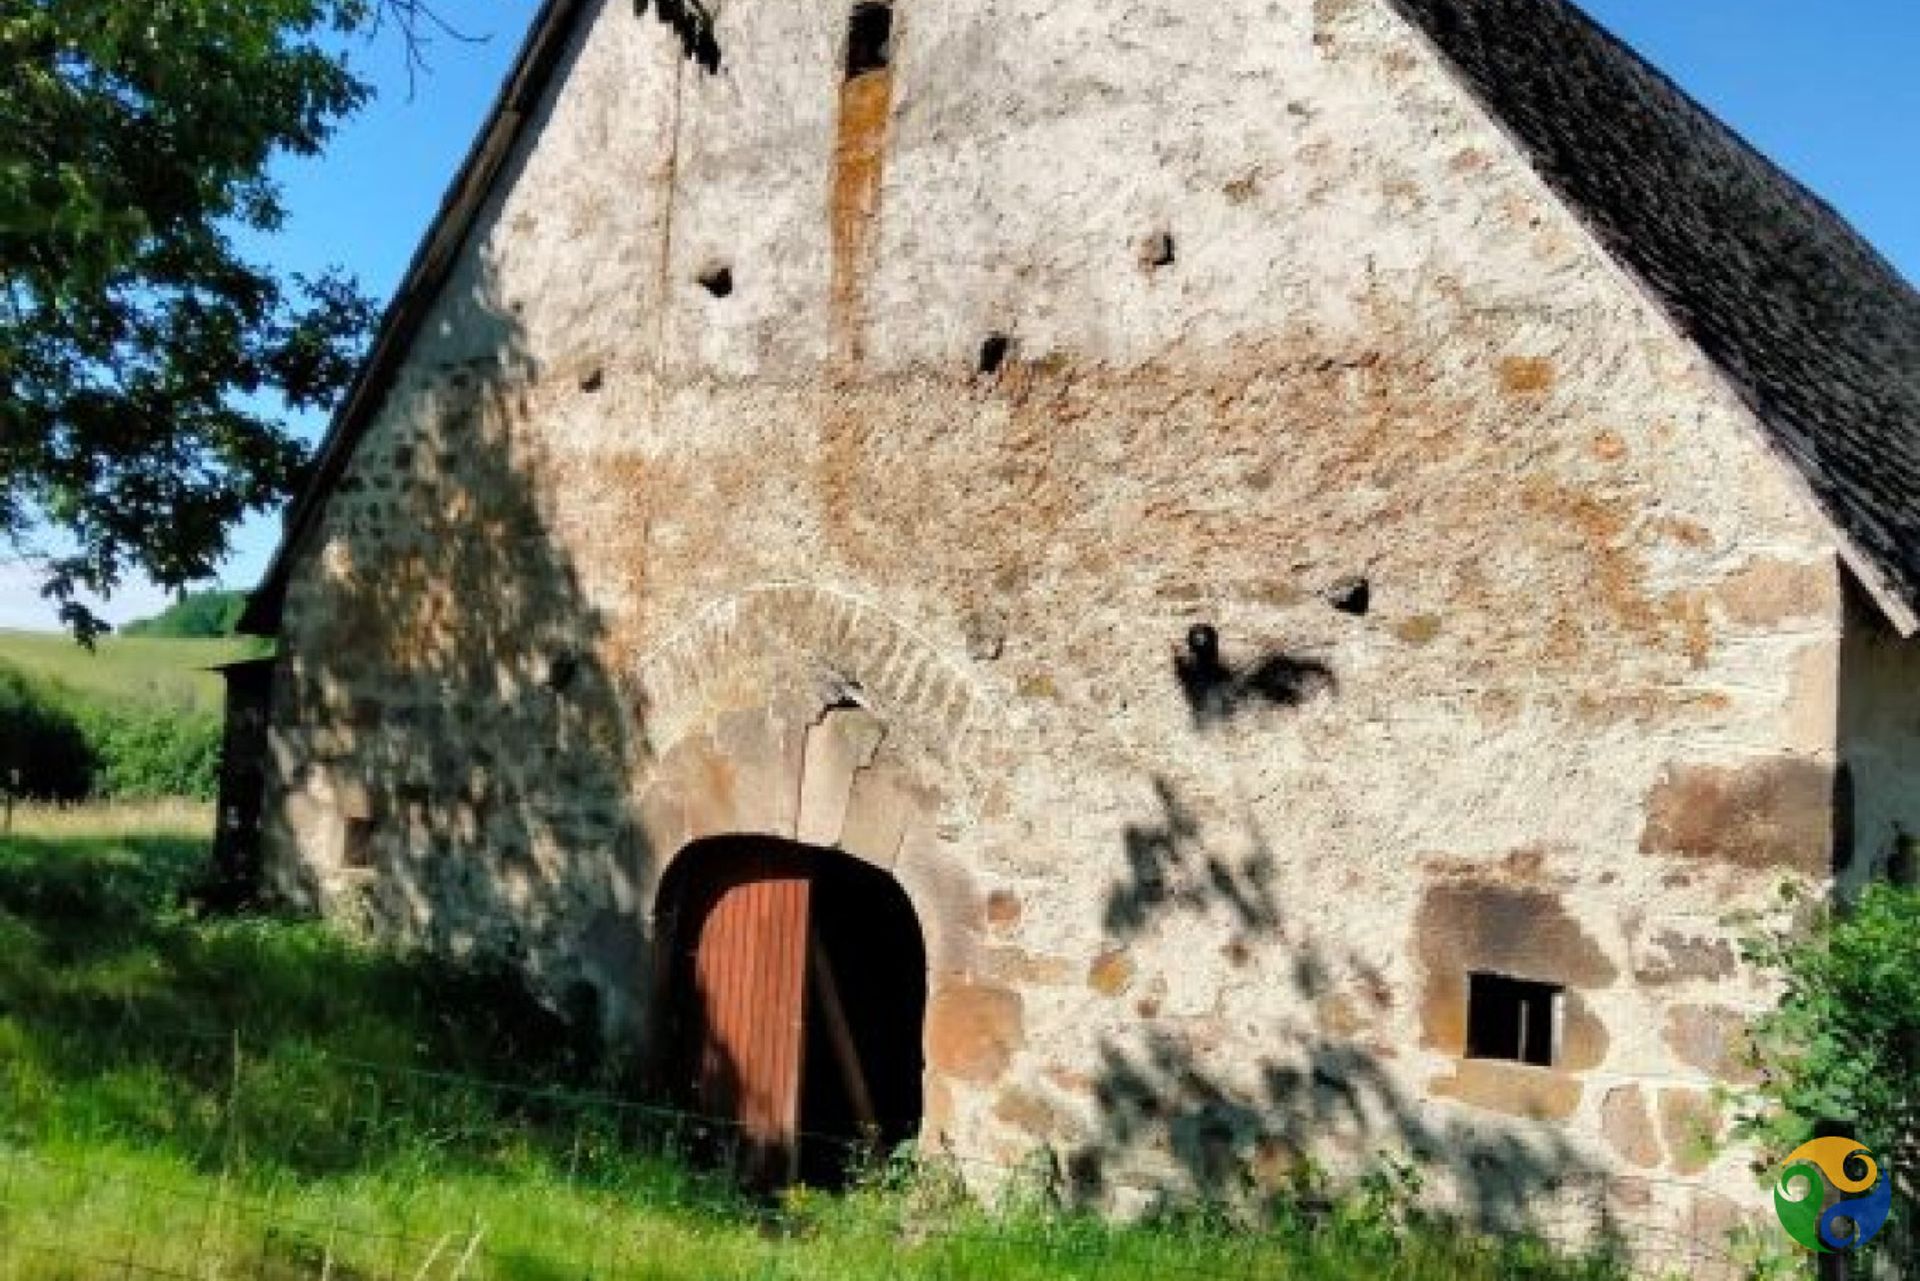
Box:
[1104,777,1280,953]
[1173,625,1335,730]
[268,223,653,1058]
[1074,777,1604,1240]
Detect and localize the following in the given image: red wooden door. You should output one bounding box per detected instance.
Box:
[687,848,811,1183]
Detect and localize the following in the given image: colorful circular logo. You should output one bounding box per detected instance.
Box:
[1773,1137,1893,1252]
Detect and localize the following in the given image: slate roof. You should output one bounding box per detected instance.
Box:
[1386,0,1920,632]
[243,0,1920,635]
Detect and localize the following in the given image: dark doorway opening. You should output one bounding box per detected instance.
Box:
[654,837,927,1187]
[798,850,927,1183]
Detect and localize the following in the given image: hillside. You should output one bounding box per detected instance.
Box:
[0,629,269,714]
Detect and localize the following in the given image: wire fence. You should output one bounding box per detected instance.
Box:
[0,1026,1865,1281]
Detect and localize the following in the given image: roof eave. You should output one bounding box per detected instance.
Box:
[237,0,591,637]
[1837,540,1920,638]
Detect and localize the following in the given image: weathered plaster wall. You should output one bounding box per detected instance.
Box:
[260,0,1876,1256]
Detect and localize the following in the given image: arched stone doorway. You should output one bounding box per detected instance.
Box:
[654,835,928,1186]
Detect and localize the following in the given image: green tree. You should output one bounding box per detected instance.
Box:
[0,0,458,641]
[1739,880,1920,1263]
[121,588,248,637]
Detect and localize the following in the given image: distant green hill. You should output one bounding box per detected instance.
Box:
[0,630,269,714]
[121,590,249,639]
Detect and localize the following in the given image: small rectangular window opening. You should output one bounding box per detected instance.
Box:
[343,816,376,870]
[1465,972,1561,1067]
[845,3,893,79]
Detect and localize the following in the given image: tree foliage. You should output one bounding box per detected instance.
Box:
[1739,881,1920,1260]
[76,699,222,797]
[121,588,247,637]
[0,0,449,640]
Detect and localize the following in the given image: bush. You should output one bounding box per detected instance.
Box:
[1740,881,1920,1262]
[76,704,223,801]
[0,665,95,801]
[0,663,220,803]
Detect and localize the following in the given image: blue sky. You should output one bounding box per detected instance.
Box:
[2,0,1915,629]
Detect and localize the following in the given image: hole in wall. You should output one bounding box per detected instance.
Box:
[1464,972,1561,1067]
[1187,623,1220,663]
[1832,761,1855,875]
[845,2,894,79]
[640,0,724,73]
[1881,825,1912,887]
[978,333,1011,376]
[1893,826,1918,887]
[1140,230,1176,270]
[697,264,734,298]
[580,369,605,393]
[821,674,867,708]
[1326,575,1371,616]
[546,651,581,693]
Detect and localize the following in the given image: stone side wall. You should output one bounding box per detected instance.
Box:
[1840,588,1920,890]
[260,0,1875,1254]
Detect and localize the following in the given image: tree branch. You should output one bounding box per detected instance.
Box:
[370,0,491,100]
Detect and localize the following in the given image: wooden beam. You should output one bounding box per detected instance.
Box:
[809,936,877,1133]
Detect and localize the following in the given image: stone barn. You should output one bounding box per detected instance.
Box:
[234,0,1920,1246]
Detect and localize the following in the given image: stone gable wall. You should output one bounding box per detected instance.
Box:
[258,0,1907,1260]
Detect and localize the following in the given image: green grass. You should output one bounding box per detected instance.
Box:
[0,810,1636,1280]
[0,629,268,715]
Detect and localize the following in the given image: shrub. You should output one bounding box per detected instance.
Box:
[77,704,223,801]
[0,664,95,801]
[1739,880,1920,1263]
[0,663,221,803]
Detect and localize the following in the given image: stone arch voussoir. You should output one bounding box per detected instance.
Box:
[623,584,994,975]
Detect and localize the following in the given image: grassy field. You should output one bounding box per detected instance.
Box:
[0,807,1639,1280]
[0,629,267,714]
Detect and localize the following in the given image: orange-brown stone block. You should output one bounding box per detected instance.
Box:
[927,981,1024,1082]
[1600,1085,1663,1169]
[1432,1060,1581,1121]
[1640,758,1836,876]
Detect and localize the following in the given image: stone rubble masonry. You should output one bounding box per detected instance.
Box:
[253,0,1920,1270]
